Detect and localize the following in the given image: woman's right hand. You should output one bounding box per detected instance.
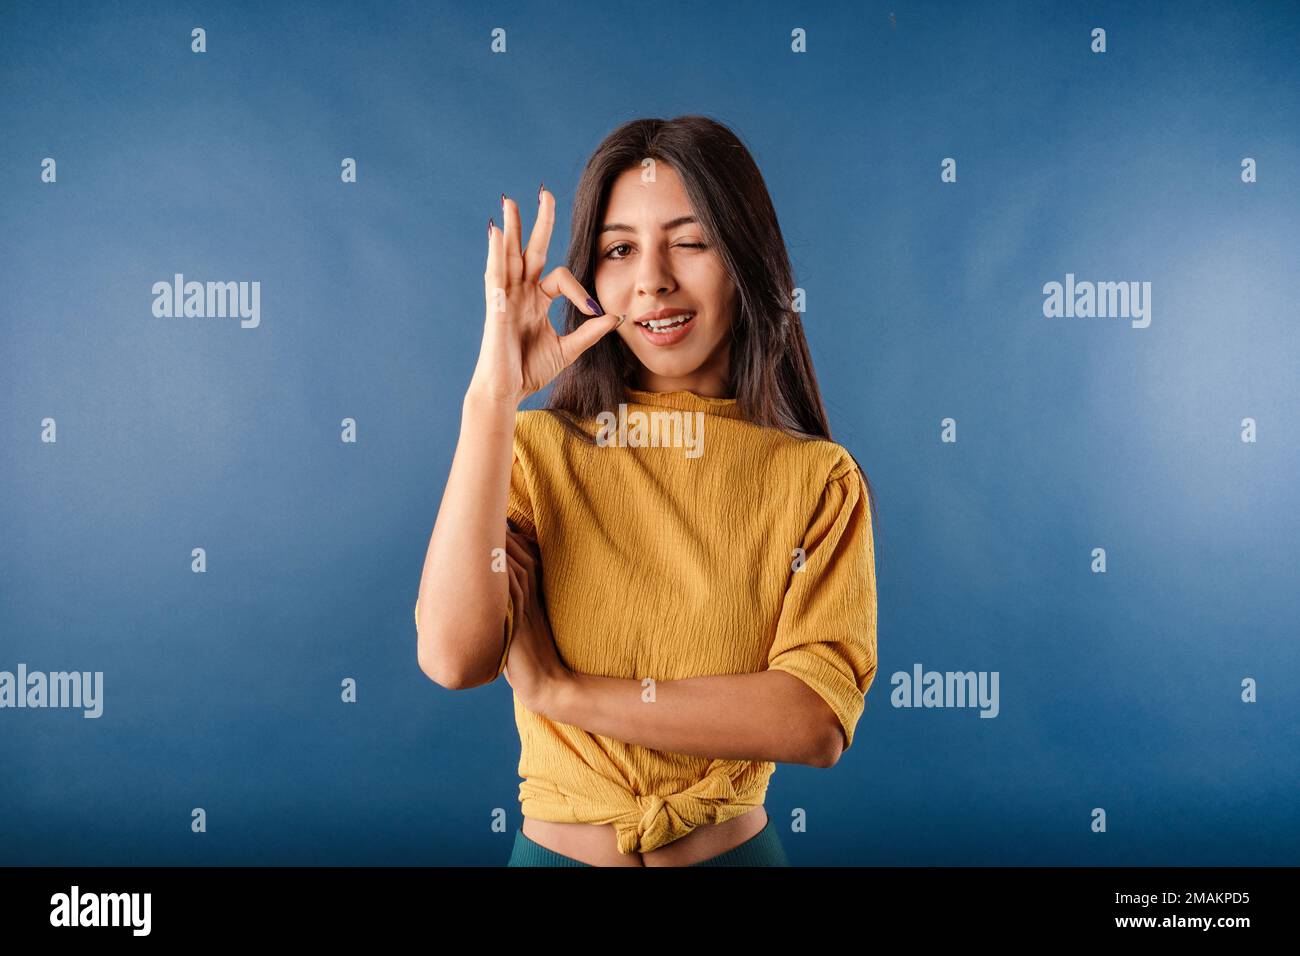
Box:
[469,187,625,407]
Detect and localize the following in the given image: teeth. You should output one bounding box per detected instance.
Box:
[642,313,694,330]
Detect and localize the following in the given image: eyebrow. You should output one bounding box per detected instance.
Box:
[599,215,697,235]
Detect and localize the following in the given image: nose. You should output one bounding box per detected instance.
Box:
[634,243,676,299]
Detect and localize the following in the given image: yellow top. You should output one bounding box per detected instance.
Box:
[417,386,878,854]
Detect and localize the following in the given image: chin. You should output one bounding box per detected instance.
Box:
[635,353,707,378]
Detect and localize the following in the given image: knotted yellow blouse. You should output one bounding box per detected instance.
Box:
[419,386,878,854]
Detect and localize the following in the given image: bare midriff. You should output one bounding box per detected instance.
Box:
[521,805,768,867]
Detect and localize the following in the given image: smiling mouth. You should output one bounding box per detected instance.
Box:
[636,312,695,331]
[634,312,696,346]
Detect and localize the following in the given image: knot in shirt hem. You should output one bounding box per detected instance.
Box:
[613,761,743,854]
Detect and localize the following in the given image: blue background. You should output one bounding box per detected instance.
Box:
[2,0,1297,866]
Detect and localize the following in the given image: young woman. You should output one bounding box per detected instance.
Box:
[415,115,880,867]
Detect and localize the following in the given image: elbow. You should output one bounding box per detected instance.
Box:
[416,642,459,690]
[416,627,475,690]
[418,649,481,691]
[416,622,498,690]
[811,723,847,769]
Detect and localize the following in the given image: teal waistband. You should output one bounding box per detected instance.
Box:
[507,817,791,867]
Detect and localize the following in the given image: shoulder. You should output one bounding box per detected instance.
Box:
[743,432,868,525]
[511,407,596,459]
[512,407,563,443]
[774,435,865,493]
[514,408,548,429]
[807,440,861,483]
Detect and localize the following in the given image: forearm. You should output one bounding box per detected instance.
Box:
[542,669,836,767]
[415,388,516,687]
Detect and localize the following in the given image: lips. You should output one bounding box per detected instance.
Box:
[635,307,694,324]
[636,312,696,346]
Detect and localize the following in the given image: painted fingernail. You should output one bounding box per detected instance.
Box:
[488,216,494,235]
[501,192,506,209]
[615,314,626,329]
[586,297,605,316]
[538,182,545,200]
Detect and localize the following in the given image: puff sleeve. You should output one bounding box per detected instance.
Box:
[415,441,538,681]
[765,458,878,751]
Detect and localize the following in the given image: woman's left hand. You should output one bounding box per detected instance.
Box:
[501,527,572,715]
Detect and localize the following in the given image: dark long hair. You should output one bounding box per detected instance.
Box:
[544,114,881,559]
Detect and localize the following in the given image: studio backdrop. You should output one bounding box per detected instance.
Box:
[2,0,1297,865]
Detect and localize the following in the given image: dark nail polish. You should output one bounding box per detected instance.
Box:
[586,298,605,316]
[488,216,494,234]
[539,182,544,200]
[501,192,506,209]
